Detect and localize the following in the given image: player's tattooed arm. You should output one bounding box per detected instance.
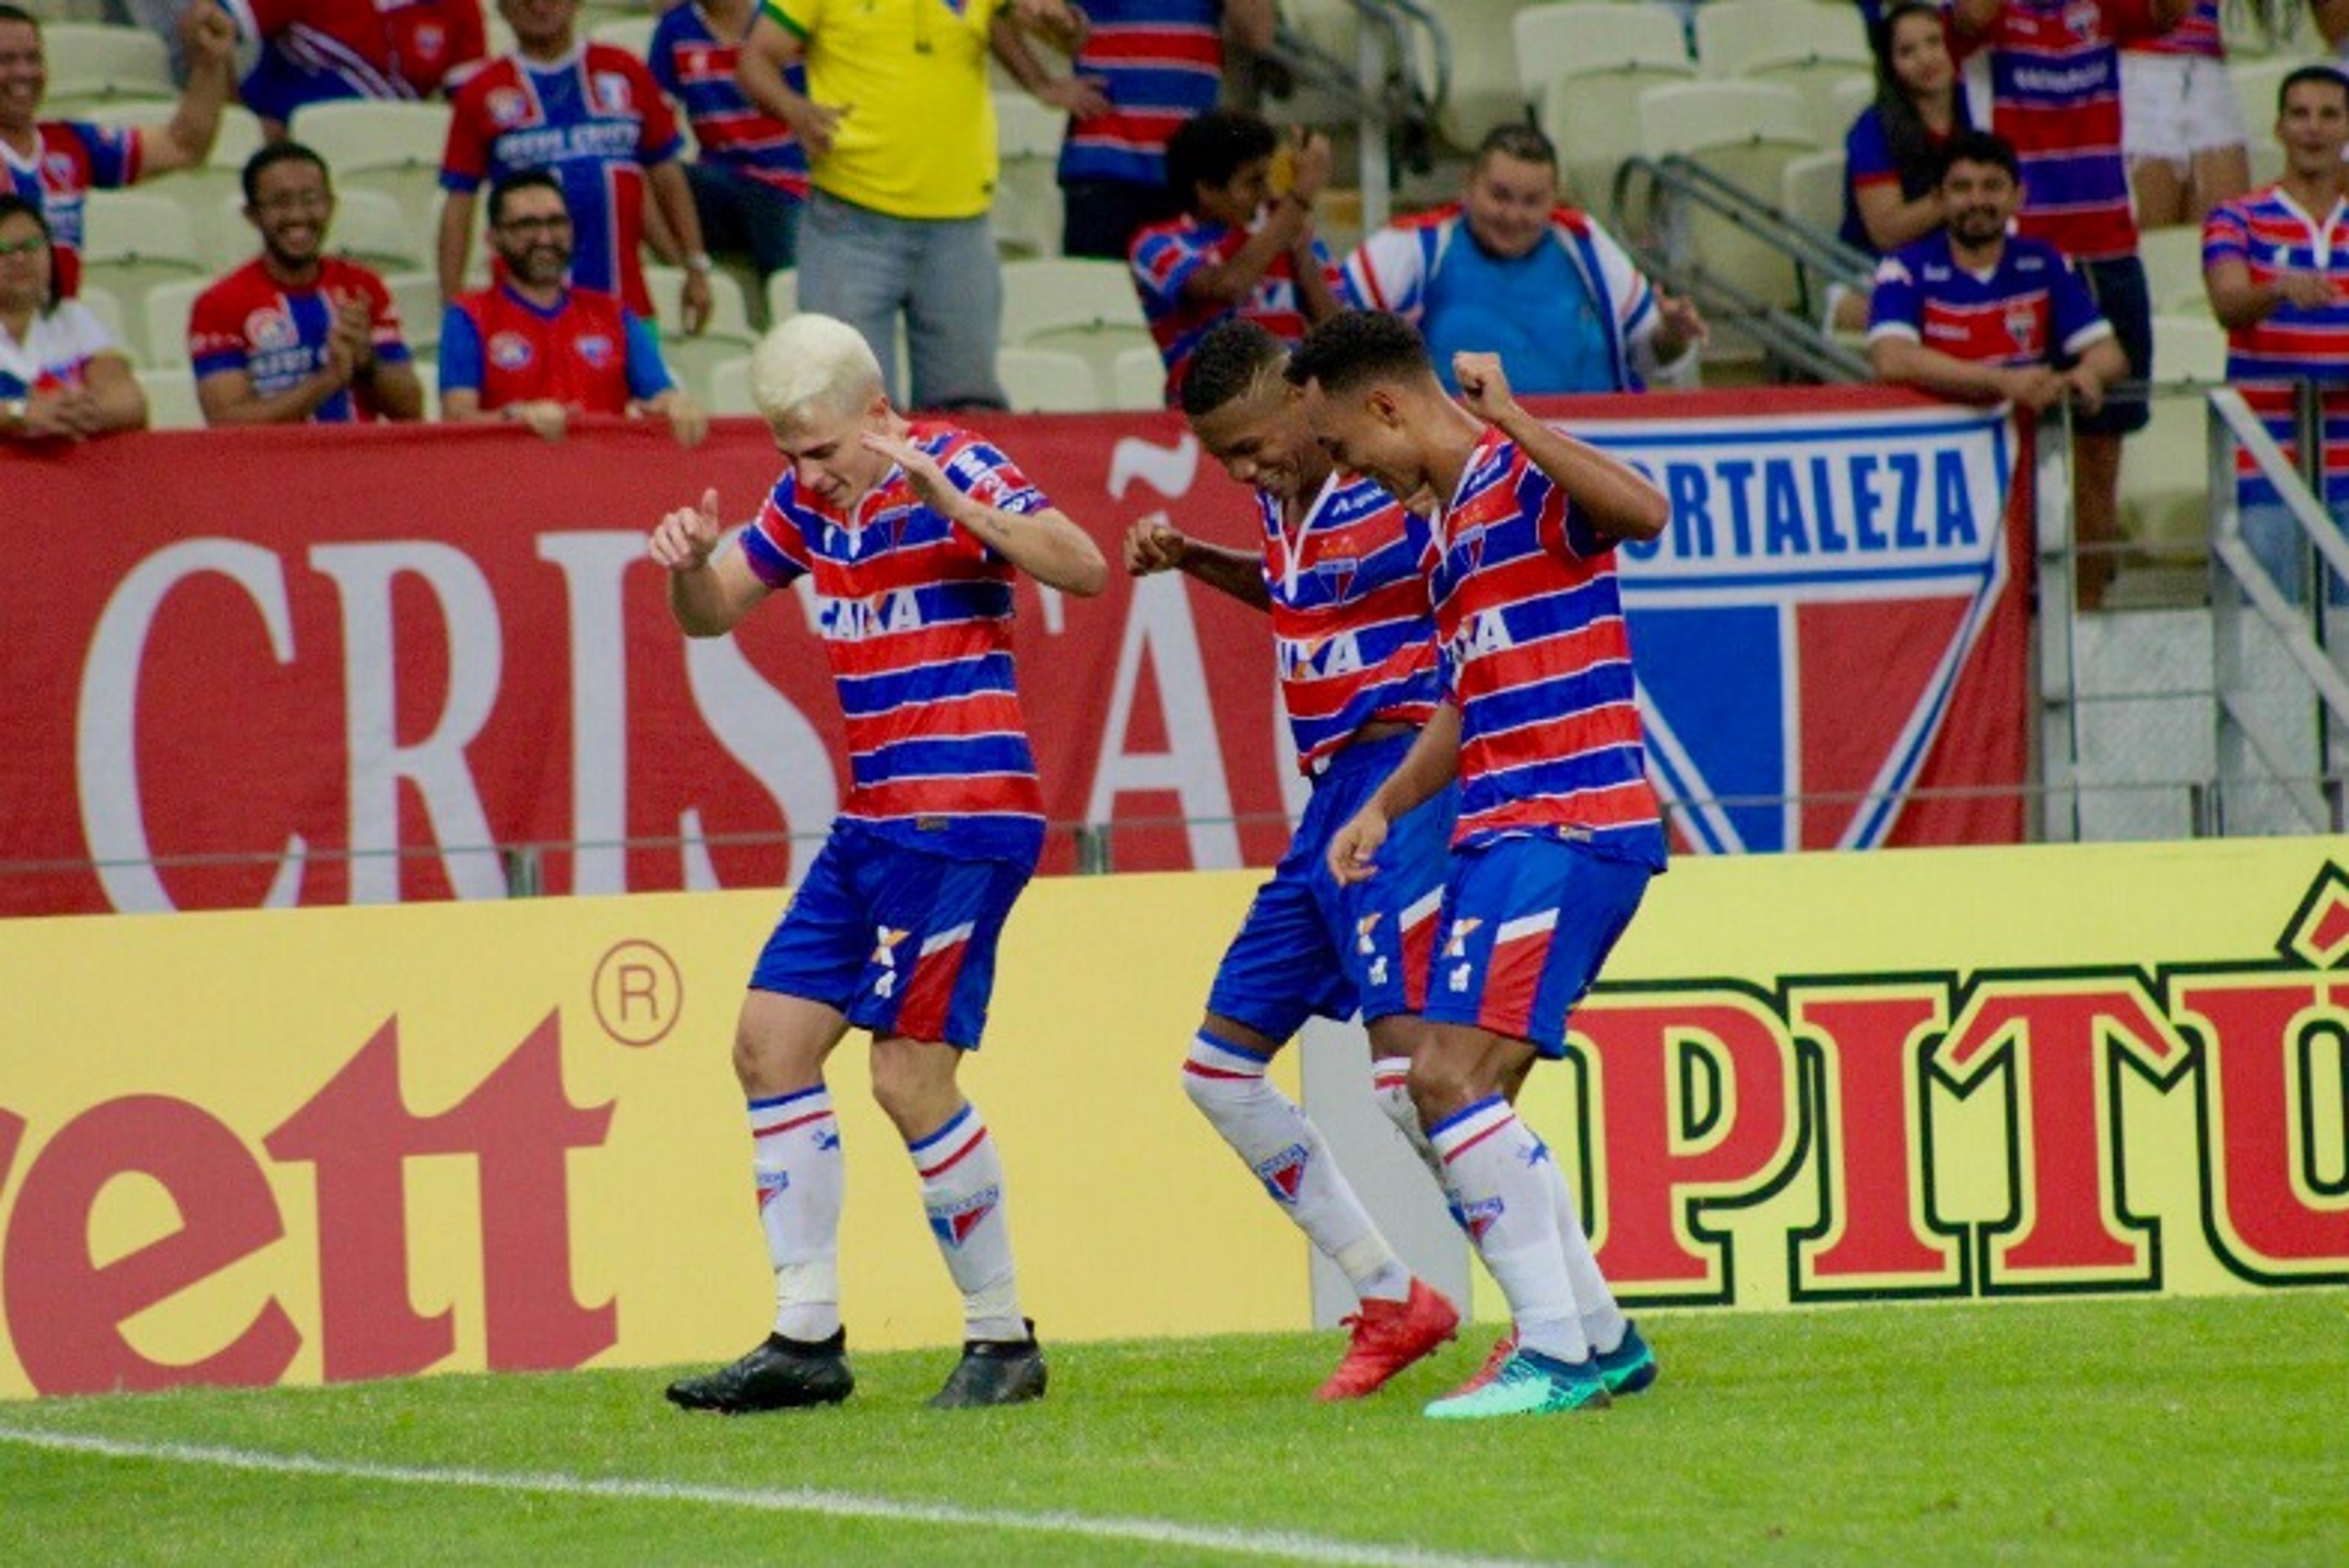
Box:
[1122,519,1271,609]
[862,431,1110,596]
[1452,351,1667,544]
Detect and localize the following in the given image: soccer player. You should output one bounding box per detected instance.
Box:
[1123,318,1460,1399]
[1297,309,1664,1419]
[653,311,1108,1413]
[190,142,425,424]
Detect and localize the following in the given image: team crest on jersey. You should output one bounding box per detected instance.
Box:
[486,86,531,128]
[412,23,446,59]
[1599,402,2019,852]
[591,72,633,114]
[1450,520,1490,573]
[1253,1143,1310,1205]
[1311,554,1359,601]
[245,306,298,351]
[42,152,75,185]
[2003,303,2041,356]
[488,331,535,371]
[927,1185,1000,1248]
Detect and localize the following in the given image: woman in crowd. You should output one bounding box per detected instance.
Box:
[0,196,146,443]
[1833,0,1971,328]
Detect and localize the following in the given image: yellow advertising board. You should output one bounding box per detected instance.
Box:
[3,837,2347,1401]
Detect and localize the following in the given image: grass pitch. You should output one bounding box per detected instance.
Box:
[1,1293,2342,1567]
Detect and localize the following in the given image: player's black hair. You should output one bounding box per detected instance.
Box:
[240,141,332,207]
[0,192,61,311]
[1286,310,1432,397]
[1179,319,1290,419]
[487,168,568,227]
[1165,109,1278,206]
[2278,63,2349,116]
[1472,123,1557,174]
[1934,129,2021,187]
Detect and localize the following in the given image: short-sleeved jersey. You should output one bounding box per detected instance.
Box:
[1865,231,2114,366]
[437,283,671,412]
[1258,472,1442,773]
[736,422,1055,862]
[1428,426,1666,868]
[762,0,1003,220]
[2203,185,2349,506]
[647,2,808,199]
[187,256,412,422]
[4,120,142,298]
[1056,0,1224,190]
[0,300,117,396]
[2124,0,2220,57]
[1839,97,1972,254]
[1340,205,1669,394]
[1130,213,1334,400]
[440,44,683,317]
[1959,0,2165,261]
[228,0,487,123]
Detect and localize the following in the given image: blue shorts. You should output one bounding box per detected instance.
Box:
[1421,835,1653,1057]
[749,820,1033,1049]
[1207,731,1457,1041]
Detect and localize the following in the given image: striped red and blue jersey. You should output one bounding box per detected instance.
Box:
[738,423,1054,862]
[1961,0,2166,261]
[1130,213,1335,400]
[4,120,140,298]
[228,0,486,124]
[441,45,683,318]
[2124,0,2219,57]
[1258,472,1442,772]
[188,256,413,421]
[439,282,670,411]
[1057,0,1223,189]
[1429,426,1666,868]
[645,2,809,199]
[1865,229,2112,366]
[2203,185,2349,507]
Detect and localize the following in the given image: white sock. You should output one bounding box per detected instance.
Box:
[1185,1031,1409,1304]
[1371,1055,1454,1197]
[907,1103,1026,1342]
[1429,1096,1588,1363]
[748,1087,844,1342]
[1544,1155,1627,1355]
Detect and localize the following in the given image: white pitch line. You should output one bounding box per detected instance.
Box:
[0,1426,1581,1568]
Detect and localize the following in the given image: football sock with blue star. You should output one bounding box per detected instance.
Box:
[1430,1096,1589,1363]
[748,1087,844,1342]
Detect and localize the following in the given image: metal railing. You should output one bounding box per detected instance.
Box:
[1257,0,1449,229]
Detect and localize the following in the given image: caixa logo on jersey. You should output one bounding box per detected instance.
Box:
[1579,402,2022,852]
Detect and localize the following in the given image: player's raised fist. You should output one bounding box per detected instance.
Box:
[649,488,724,572]
[1123,519,1188,575]
[1452,352,1515,423]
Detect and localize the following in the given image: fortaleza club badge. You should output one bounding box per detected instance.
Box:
[927,1185,1000,1249]
[1581,400,2021,852]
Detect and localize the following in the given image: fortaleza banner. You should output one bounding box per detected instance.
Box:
[0,388,2029,916]
[1,840,2343,1399]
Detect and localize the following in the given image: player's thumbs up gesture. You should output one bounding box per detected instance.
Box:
[650,487,725,572]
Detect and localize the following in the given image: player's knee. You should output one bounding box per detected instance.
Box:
[1181,1033,1271,1117]
[867,1038,959,1137]
[1406,1052,1479,1127]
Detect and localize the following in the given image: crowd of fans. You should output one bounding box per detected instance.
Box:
[6,0,2349,608]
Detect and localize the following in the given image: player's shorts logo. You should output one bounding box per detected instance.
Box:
[488,331,534,371]
[927,1185,1000,1248]
[870,926,909,967]
[1354,913,1382,956]
[1442,918,1482,959]
[1252,1143,1310,1205]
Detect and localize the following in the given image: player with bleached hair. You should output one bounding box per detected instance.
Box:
[1298,309,1665,1419]
[1123,318,1462,1399]
[651,312,1108,1413]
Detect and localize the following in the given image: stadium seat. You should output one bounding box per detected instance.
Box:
[380,270,446,357]
[585,17,658,59]
[1636,81,1819,312]
[1694,0,1867,79]
[75,281,134,363]
[411,358,440,418]
[1779,147,1846,240]
[707,355,757,415]
[37,21,174,113]
[1108,342,1165,411]
[330,187,433,275]
[1830,75,1877,138]
[644,263,756,339]
[998,256,1153,389]
[994,89,1066,259]
[134,364,204,429]
[288,100,456,234]
[77,190,207,360]
[1739,50,1872,144]
[1513,4,1692,108]
[1424,0,1538,150]
[141,275,207,371]
[2118,390,2213,561]
[2138,224,2212,316]
[1538,56,1699,212]
[995,346,1100,412]
[765,267,796,323]
[2151,311,2228,384]
[2227,56,2296,188]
